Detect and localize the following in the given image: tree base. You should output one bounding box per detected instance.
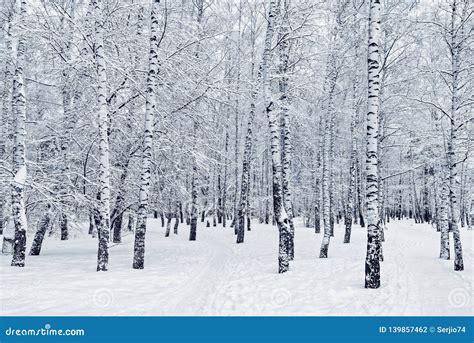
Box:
[365,258,380,288]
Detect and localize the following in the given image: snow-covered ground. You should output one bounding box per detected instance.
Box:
[0,219,472,316]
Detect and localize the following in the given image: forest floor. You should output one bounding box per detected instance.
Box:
[0,218,472,316]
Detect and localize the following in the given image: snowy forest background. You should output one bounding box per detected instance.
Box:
[0,0,473,316]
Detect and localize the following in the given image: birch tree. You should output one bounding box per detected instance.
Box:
[446,0,465,271]
[10,0,28,268]
[319,0,347,258]
[365,0,382,289]
[279,0,295,260]
[95,0,111,272]
[236,0,255,244]
[261,0,291,273]
[133,0,160,269]
[0,2,15,248]
[439,174,450,259]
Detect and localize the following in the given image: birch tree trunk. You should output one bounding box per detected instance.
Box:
[365,0,382,289]
[29,205,52,256]
[189,122,198,241]
[422,166,432,223]
[11,0,28,268]
[132,0,160,269]
[189,0,204,241]
[261,0,290,273]
[279,1,295,260]
[344,91,357,243]
[469,194,474,230]
[314,159,321,234]
[222,132,229,227]
[357,159,365,227]
[319,0,347,255]
[235,0,260,243]
[319,54,338,257]
[111,146,133,243]
[329,111,336,237]
[232,1,243,233]
[235,95,255,244]
[95,0,111,271]
[447,0,463,271]
[0,5,14,240]
[439,176,450,259]
[314,117,323,234]
[58,2,78,242]
[173,200,179,234]
[344,32,360,243]
[319,110,332,257]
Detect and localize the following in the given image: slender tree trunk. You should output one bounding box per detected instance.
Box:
[235,94,255,243]
[365,0,382,289]
[357,160,365,227]
[279,4,295,260]
[236,0,259,243]
[344,101,357,243]
[29,206,52,256]
[320,111,332,258]
[439,176,450,259]
[319,49,338,257]
[261,0,289,273]
[95,0,111,272]
[189,141,198,241]
[174,201,179,234]
[469,194,474,230]
[314,118,322,234]
[165,211,172,237]
[188,0,205,241]
[11,0,28,268]
[127,211,135,232]
[232,1,244,235]
[1,6,14,238]
[133,0,160,269]
[222,132,229,227]
[447,0,463,271]
[58,4,77,242]
[329,111,335,238]
[111,150,132,243]
[423,166,432,223]
[88,213,95,235]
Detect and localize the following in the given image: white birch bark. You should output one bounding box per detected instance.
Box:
[95,0,111,271]
[279,0,295,260]
[262,0,290,273]
[58,3,77,241]
[344,82,357,244]
[236,0,255,244]
[232,1,243,234]
[439,175,450,259]
[319,105,332,258]
[447,0,464,271]
[10,0,28,268]
[314,116,323,234]
[189,0,204,241]
[189,122,198,241]
[365,0,382,288]
[133,0,161,269]
[0,5,15,241]
[319,0,347,256]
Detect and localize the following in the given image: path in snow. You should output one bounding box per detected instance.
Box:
[0,219,472,316]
